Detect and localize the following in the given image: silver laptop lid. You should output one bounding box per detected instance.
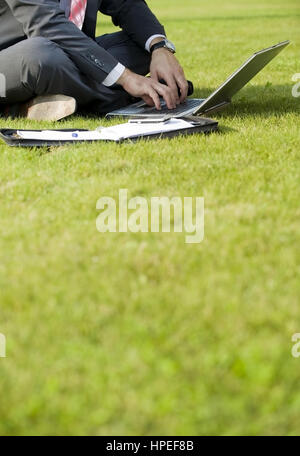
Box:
[195,40,290,115]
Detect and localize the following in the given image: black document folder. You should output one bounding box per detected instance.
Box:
[0,117,218,148]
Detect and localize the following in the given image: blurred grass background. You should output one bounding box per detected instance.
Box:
[0,0,299,435]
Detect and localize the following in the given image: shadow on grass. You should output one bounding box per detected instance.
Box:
[216,125,237,135]
[193,84,300,118]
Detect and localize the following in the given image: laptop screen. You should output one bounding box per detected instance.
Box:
[196,41,290,114]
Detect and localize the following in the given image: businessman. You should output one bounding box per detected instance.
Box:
[0,0,189,120]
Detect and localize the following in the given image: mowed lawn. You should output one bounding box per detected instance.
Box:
[0,0,300,436]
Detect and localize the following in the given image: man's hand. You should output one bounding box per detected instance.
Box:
[117,68,177,110]
[150,42,189,104]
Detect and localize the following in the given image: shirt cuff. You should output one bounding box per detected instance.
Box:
[145,34,166,53]
[102,63,126,87]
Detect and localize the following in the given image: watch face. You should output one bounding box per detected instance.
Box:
[164,39,176,53]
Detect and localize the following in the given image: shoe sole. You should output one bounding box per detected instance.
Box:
[26,95,77,121]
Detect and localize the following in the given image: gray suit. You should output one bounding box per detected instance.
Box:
[0,0,165,113]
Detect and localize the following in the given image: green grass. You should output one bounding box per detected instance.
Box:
[0,0,300,436]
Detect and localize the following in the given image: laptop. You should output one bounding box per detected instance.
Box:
[106,40,290,119]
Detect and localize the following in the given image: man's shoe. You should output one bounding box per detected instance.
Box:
[26,95,77,121]
[3,95,77,121]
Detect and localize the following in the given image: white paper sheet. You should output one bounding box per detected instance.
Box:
[16,118,194,142]
[97,118,194,140]
[16,130,105,141]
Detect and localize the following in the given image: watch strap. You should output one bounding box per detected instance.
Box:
[150,40,167,54]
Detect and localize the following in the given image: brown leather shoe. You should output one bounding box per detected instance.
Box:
[3,95,77,121]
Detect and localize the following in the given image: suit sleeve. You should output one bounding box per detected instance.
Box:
[4,0,120,84]
[99,0,166,49]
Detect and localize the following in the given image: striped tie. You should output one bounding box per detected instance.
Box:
[69,0,87,30]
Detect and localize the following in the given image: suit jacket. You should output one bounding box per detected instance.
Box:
[0,0,165,84]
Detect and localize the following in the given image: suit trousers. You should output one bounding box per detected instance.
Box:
[0,31,151,114]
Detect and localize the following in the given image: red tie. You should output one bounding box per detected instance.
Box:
[69,0,87,30]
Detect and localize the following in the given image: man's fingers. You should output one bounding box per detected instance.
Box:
[151,70,159,82]
[164,76,180,104]
[154,82,176,110]
[147,88,161,110]
[155,85,173,109]
[175,75,189,103]
[142,95,155,107]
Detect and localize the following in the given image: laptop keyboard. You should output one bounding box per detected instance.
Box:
[108,98,205,117]
[141,98,204,116]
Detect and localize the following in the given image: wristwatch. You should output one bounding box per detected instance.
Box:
[150,39,176,54]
